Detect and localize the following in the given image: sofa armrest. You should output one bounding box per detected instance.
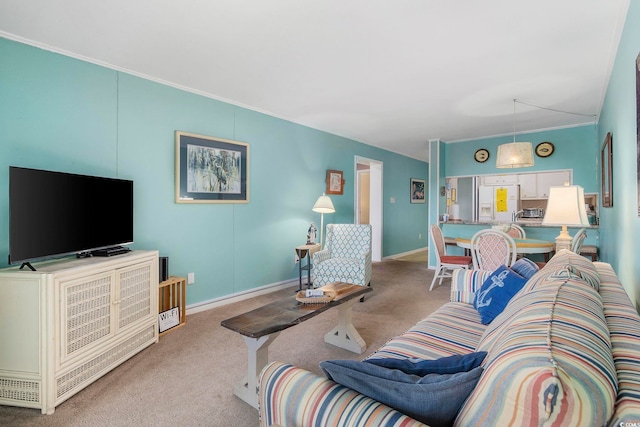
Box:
[259,362,426,427]
[450,269,492,304]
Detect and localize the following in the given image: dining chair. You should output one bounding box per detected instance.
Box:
[571,228,587,254]
[506,223,526,239]
[429,224,473,291]
[470,229,517,271]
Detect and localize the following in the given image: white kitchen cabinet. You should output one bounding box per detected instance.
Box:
[517,171,571,199]
[537,171,571,198]
[518,173,538,199]
[482,174,519,186]
[0,251,158,414]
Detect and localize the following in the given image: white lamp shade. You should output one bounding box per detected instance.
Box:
[496,142,534,168]
[312,194,335,213]
[542,185,590,226]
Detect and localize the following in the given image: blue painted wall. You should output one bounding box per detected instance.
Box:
[597,1,640,307]
[0,38,428,306]
[445,125,599,193]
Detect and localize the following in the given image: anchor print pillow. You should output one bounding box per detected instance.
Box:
[474,265,527,324]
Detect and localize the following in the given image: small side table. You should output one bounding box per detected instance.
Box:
[295,243,321,291]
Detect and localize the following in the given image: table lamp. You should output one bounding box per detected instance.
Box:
[542,185,590,251]
[312,193,335,247]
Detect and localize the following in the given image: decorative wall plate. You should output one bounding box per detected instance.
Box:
[535,141,555,157]
[474,148,489,163]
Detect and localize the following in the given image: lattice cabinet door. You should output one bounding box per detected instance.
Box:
[116,260,154,331]
[56,271,116,366]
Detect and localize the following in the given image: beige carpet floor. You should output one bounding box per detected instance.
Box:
[0,259,447,427]
[396,249,428,263]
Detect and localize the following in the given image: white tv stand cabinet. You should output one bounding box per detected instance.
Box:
[0,250,158,414]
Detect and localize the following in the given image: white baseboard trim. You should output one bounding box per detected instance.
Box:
[185,278,301,316]
[383,246,428,260]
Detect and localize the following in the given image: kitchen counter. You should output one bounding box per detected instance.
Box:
[440,220,598,229]
[438,221,599,262]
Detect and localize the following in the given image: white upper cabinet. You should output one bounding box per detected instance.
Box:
[536,171,571,198]
[518,174,538,199]
[484,170,572,199]
[481,174,518,186]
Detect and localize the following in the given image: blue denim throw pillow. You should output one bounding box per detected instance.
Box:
[511,257,539,280]
[365,351,487,375]
[320,360,483,427]
[474,264,527,324]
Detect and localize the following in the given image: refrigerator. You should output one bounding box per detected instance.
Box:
[478,185,521,222]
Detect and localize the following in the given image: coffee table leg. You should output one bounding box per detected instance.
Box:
[324,299,366,354]
[234,332,280,409]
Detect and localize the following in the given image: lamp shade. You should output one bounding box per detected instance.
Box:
[496,142,534,168]
[312,194,335,213]
[542,185,590,226]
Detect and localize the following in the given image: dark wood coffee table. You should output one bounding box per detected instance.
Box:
[221,282,372,408]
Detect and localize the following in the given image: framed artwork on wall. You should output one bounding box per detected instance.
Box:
[175,131,249,203]
[325,170,345,195]
[411,178,426,204]
[601,132,612,208]
[636,51,640,216]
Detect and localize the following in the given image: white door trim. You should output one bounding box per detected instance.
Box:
[355,156,383,262]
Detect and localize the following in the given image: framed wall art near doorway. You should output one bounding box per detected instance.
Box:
[411,178,426,204]
[175,131,249,203]
[636,51,640,216]
[601,132,612,208]
[325,170,345,195]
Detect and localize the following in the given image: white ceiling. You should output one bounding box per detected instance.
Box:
[0,0,630,162]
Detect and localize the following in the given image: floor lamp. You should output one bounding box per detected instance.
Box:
[542,185,590,251]
[312,193,335,247]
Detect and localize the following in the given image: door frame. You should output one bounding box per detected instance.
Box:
[355,156,383,262]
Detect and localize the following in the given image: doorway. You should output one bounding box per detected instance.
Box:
[355,156,383,262]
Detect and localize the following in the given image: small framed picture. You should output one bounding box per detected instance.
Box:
[601,132,612,207]
[175,131,249,203]
[326,170,345,195]
[411,178,426,204]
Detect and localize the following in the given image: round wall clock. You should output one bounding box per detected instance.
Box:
[535,142,555,158]
[474,148,489,163]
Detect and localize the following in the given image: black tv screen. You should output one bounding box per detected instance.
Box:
[9,167,134,265]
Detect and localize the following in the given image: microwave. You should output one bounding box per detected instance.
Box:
[521,208,544,218]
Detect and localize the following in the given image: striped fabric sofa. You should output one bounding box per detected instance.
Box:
[259,250,640,426]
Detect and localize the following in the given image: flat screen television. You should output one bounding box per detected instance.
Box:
[9,166,134,266]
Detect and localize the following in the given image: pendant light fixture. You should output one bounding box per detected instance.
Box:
[496,99,534,168]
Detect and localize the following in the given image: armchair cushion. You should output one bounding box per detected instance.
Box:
[320,359,483,427]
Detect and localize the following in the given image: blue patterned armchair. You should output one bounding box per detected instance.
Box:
[312,224,372,288]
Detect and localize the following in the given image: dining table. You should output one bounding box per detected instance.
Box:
[455,237,555,261]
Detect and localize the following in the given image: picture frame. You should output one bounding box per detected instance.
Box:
[411,178,426,204]
[175,131,249,203]
[636,51,640,216]
[325,170,345,195]
[601,132,612,208]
